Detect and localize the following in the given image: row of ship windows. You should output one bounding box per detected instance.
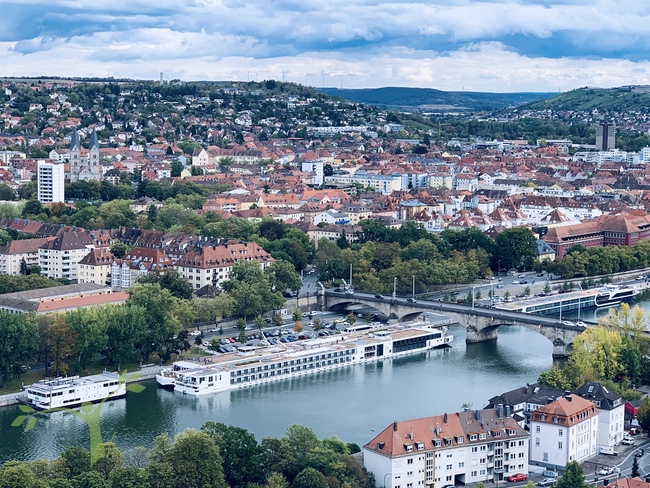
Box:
[229,351,354,376]
[229,359,352,383]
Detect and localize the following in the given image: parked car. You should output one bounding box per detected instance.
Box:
[506,473,527,482]
[189,330,201,336]
[636,448,644,457]
[629,427,641,435]
[562,321,575,326]
[538,478,556,486]
[598,467,615,475]
[621,438,635,445]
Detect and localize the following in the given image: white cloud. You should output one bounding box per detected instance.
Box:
[2,0,650,91]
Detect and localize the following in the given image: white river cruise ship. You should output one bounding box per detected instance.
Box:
[26,371,125,409]
[166,320,453,396]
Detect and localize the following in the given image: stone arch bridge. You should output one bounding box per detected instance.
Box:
[320,291,587,358]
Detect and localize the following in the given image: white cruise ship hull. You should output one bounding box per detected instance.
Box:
[172,322,452,396]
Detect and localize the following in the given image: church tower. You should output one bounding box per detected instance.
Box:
[87,128,101,180]
[69,128,81,182]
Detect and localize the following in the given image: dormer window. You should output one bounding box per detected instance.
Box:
[405,444,413,452]
[416,442,425,450]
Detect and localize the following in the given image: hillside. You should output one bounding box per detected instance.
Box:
[516,85,650,112]
[319,87,551,112]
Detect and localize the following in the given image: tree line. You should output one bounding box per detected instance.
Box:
[545,241,650,279]
[0,422,373,488]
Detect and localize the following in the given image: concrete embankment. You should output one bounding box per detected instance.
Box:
[0,366,160,408]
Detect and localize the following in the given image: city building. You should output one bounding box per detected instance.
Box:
[596,122,616,151]
[69,127,101,182]
[174,241,273,291]
[110,247,174,290]
[364,407,529,488]
[574,382,625,449]
[37,160,65,203]
[0,283,128,314]
[529,393,599,468]
[39,231,96,282]
[0,237,53,275]
[301,160,324,186]
[77,247,114,286]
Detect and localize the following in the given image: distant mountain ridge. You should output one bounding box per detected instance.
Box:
[514,85,650,112]
[318,87,551,112]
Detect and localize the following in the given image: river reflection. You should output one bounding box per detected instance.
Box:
[0,324,553,463]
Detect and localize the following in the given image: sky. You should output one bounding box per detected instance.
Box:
[2,0,650,93]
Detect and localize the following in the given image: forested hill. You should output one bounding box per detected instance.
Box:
[319,87,551,112]
[516,85,650,112]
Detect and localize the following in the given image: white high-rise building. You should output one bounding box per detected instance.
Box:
[37,160,65,203]
[301,160,324,186]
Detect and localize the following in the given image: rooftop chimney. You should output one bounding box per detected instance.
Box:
[393,421,398,432]
[497,404,504,419]
[476,410,482,421]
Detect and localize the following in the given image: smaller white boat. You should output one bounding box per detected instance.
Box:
[25,371,125,410]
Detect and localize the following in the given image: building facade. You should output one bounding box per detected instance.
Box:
[174,241,273,291]
[529,394,599,468]
[364,408,529,488]
[39,231,96,282]
[37,160,65,203]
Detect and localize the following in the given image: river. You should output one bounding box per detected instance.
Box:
[0,324,554,464]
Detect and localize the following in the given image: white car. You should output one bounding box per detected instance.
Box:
[575,320,586,327]
[562,321,574,326]
[598,467,615,475]
[621,438,635,445]
[189,330,201,336]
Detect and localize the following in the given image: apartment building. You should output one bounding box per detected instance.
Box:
[110,247,174,290]
[174,241,273,291]
[364,407,529,488]
[37,160,65,203]
[325,171,403,194]
[0,237,53,275]
[574,382,625,449]
[530,394,599,468]
[77,247,114,286]
[39,231,95,282]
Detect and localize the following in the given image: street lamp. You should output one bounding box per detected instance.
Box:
[412,275,416,299]
[393,277,397,300]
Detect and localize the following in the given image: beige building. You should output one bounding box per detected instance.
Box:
[175,241,273,291]
[78,247,114,286]
[0,237,53,275]
[110,247,174,290]
[39,231,96,282]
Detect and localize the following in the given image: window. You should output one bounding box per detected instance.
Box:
[559,429,563,437]
[407,459,414,465]
[471,447,478,453]
[536,426,540,433]
[535,438,540,446]
[447,465,453,470]
[471,471,478,477]
[558,442,563,450]
[459,462,465,468]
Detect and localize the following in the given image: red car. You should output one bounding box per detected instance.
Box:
[506,473,528,482]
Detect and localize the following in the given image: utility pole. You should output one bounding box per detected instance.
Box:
[393,277,397,300]
[412,275,415,299]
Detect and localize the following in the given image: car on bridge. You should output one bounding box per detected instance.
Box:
[407,297,417,303]
[374,294,384,299]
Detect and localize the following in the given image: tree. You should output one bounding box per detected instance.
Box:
[266,260,302,297]
[524,286,531,297]
[126,283,181,362]
[202,422,263,488]
[293,321,303,334]
[139,270,193,300]
[222,261,284,320]
[538,364,572,390]
[147,204,158,224]
[171,160,183,177]
[170,430,227,488]
[293,310,302,322]
[503,290,511,301]
[494,228,537,271]
[102,306,148,369]
[632,456,639,478]
[555,461,588,488]
[0,183,15,201]
[544,282,552,294]
[0,462,44,488]
[291,467,328,488]
[109,241,127,259]
[346,313,356,325]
